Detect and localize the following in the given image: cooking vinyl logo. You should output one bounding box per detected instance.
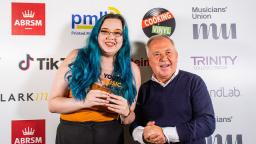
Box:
[142,8,176,38]
[12,2,45,35]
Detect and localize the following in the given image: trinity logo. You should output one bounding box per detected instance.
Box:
[12,2,45,35]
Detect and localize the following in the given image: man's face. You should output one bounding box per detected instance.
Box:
[147,37,178,83]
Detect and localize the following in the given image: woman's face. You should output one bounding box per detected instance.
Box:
[98,18,123,57]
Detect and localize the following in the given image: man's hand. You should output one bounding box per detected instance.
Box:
[143,121,167,144]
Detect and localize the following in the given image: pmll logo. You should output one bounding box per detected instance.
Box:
[71,6,120,35]
[12,119,45,144]
[12,3,45,35]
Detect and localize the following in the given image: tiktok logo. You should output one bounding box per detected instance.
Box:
[18,54,65,71]
[19,54,34,71]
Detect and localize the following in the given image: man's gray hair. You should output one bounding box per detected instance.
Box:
[146,35,175,54]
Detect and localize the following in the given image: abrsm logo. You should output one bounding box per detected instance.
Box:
[12,119,45,144]
[12,2,45,35]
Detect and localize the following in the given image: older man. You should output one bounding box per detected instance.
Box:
[131,35,215,144]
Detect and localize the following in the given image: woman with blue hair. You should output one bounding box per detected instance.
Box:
[48,13,141,144]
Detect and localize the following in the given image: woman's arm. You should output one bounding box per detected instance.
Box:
[48,49,85,114]
[48,49,110,114]
[121,62,141,124]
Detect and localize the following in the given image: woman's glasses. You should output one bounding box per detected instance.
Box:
[100,29,123,37]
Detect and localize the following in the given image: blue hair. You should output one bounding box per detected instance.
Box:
[66,14,137,104]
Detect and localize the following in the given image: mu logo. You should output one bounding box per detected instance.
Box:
[206,134,242,144]
[193,23,237,40]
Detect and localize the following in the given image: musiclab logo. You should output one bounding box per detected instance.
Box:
[12,119,45,144]
[142,8,175,38]
[18,54,65,71]
[71,6,121,35]
[12,2,45,35]
[206,134,243,144]
[209,87,240,98]
[190,56,237,70]
[0,91,48,102]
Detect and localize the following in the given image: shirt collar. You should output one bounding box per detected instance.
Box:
[151,69,179,87]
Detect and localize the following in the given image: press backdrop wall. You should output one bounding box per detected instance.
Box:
[0,0,255,144]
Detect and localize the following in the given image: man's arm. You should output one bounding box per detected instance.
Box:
[176,77,216,142]
[132,126,145,144]
[133,125,180,143]
[162,127,180,143]
[143,122,167,144]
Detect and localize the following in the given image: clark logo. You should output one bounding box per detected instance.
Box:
[12,2,45,35]
[12,119,45,144]
[142,8,176,38]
